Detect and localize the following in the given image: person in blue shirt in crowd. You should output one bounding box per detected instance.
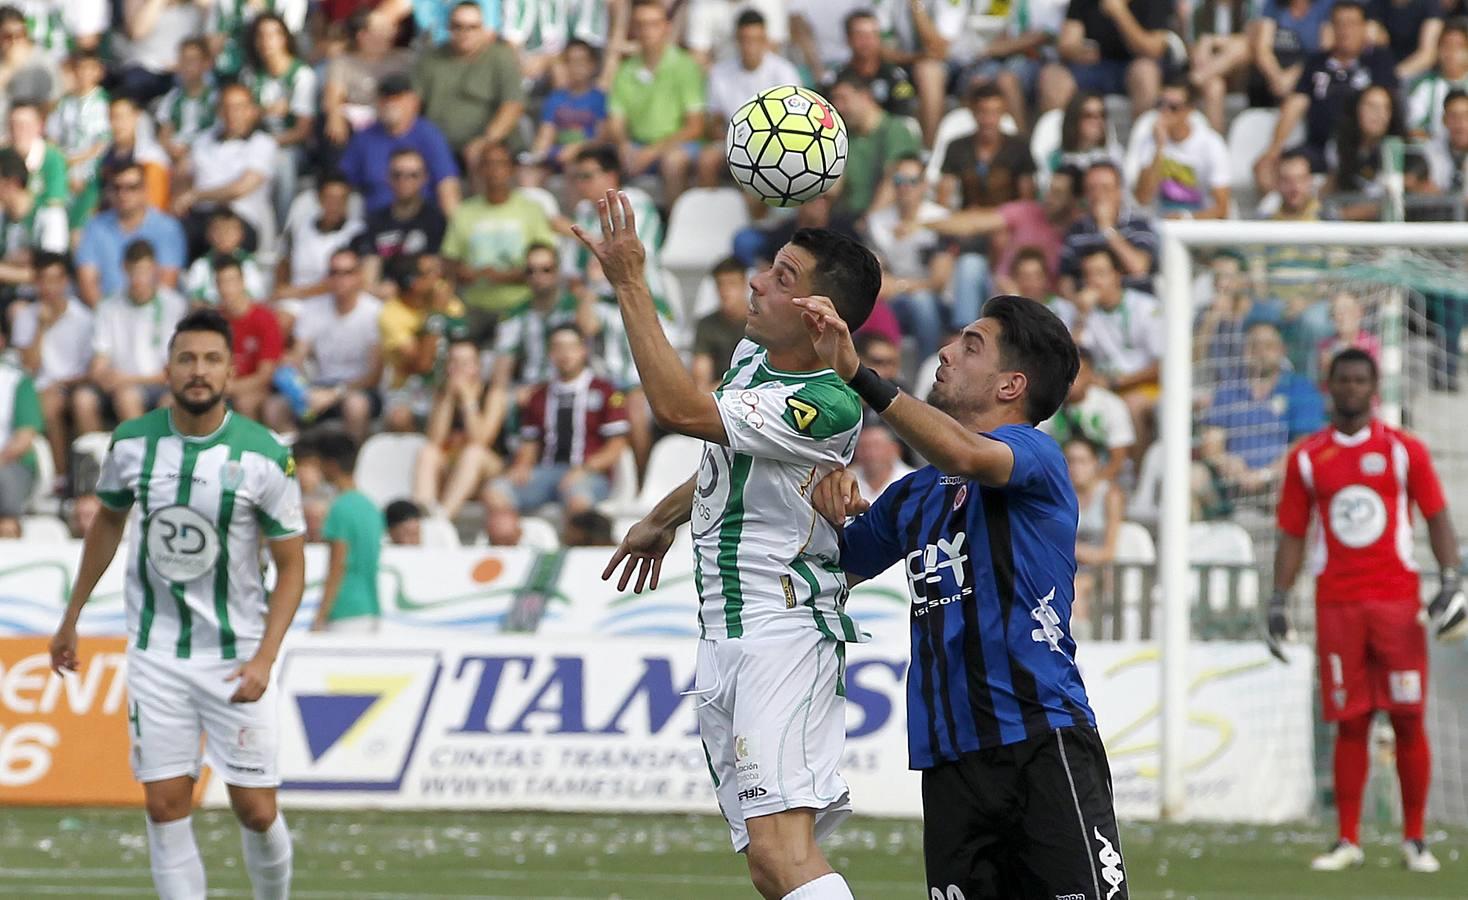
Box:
[795,292,1128,900]
[340,74,462,215]
[1205,320,1326,487]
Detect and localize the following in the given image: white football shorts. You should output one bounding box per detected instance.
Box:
[694,628,853,852]
[125,647,280,788]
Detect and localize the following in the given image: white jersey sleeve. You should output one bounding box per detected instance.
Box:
[716,380,862,467]
[254,451,305,541]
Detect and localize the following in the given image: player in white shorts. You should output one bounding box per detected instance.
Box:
[50,308,307,900]
[576,191,882,900]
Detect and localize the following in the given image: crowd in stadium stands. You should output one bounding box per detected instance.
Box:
[0,0,1460,593]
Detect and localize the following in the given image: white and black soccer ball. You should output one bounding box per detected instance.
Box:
[726,85,848,208]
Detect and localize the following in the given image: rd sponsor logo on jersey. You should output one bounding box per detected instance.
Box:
[145,505,221,582]
[1030,588,1066,652]
[277,648,441,791]
[1327,484,1387,548]
[1359,452,1387,476]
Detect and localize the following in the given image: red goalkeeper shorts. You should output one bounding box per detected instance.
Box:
[1315,600,1428,722]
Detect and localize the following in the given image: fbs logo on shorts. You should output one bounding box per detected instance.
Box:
[277,648,442,791]
[1389,670,1422,704]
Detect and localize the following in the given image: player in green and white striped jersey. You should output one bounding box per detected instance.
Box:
[575,192,882,900]
[50,309,305,900]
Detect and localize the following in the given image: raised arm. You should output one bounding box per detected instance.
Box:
[572,190,727,443]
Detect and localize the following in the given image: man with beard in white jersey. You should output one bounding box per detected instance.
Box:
[573,192,881,900]
[50,307,306,900]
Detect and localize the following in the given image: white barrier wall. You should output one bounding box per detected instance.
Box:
[2,541,1315,821]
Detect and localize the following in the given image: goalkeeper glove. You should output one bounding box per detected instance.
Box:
[1264,588,1289,663]
[1429,568,1468,643]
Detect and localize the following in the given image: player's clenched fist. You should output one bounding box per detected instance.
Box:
[49,623,79,674]
[811,467,869,526]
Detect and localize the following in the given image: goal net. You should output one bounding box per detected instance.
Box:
[1091,222,1468,826]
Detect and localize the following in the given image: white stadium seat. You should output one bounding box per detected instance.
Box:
[660,188,750,274]
[925,107,975,185]
[20,514,70,542]
[418,515,462,547]
[354,433,427,509]
[626,434,704,517]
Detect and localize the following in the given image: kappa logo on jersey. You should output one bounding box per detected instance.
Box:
[145,505,221,582]
[277,649,441,791]
[1328,484,1388,548]
[1030,588,1065,652]
[906,532,969,615]
[930,887,967,900]
[785,397,820,432]
[1093,827,1125,900]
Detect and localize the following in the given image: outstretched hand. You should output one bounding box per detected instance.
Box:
[602,518,676,594]
[569,189,646,289]
[792,296,860,380]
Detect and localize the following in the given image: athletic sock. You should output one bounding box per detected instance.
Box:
[1390,713,1431,843]
[1334,714,1372,846]
[781,872,855,900]
[241,812,293,900]
[145,815,207,900]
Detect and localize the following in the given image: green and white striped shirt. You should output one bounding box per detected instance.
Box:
[693,339,865,642]
[96,410,304,660]
[154,83,219,143]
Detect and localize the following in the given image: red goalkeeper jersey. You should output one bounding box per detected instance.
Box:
[1277,420,1446,605]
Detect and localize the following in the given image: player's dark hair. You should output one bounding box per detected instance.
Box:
[123,238,156,265]
[169,307,234,353]
[1445,17,1468,41]
[0,6,23,28]
[789,228,881,331]
[315,429,360,472]
[575,143,623,176]
[1445,88,1468,114]
[178,35,210,57]
[1279,147,1313,170]
[318,170,352,194]
[712,256,744,278]
[981,294,1080,424]
[385,499,424,529]
[385,252,420,292]
[1328,347,1379,382]
[735,9,765,29]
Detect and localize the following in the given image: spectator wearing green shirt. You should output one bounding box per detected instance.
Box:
[413,1,526,169]
[607,0,706,203]
[0,362,43,537]
[442,143,556,341]
[311,431,386,634]
[827,74,921,222]
[5,102,67,224]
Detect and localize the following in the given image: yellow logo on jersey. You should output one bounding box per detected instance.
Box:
[284,454,296,478]
[786,398,819,431]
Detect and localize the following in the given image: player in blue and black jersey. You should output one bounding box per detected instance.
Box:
[795,293,1127,900]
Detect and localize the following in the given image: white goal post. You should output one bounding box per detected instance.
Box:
[1155,221,1468,820]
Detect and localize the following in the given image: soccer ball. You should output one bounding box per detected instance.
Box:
[726,85,847,208]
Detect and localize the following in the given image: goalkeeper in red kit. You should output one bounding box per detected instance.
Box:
[1269,348,1467,873]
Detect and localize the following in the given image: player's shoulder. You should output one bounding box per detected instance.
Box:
[110,408,173,446]
[779,374,862,439]
[225,415,296,475]
[1381,422,1431,451]
[1290,427,1336,458]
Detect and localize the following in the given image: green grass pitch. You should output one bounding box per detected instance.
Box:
[0,809,1462,898]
